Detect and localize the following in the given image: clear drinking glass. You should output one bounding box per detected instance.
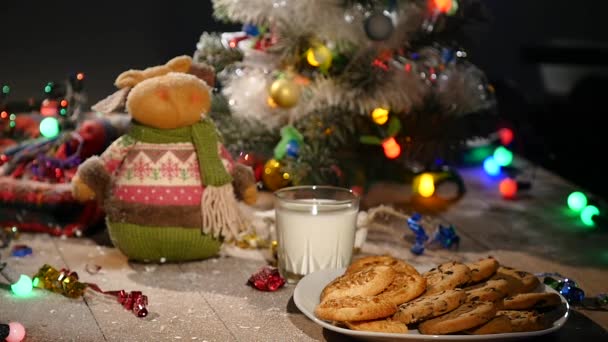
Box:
[274,185,360,284]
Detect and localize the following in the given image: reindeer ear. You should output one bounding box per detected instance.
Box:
[114,56,193,89]
[115,69,145,89]
[165,55,192,73]
[91,88,130,114]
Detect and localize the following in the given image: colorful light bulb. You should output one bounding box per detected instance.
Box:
[493,146,513,167]
[447,0,459,15]
[498,127,514,145]
[499,178,518,199]
[418,173,435,198]
[44,82,53,94]
[371,107,389,125]
[580,205,599,227]
[382,137,401,159]
[11,275,33,297]
[434,0,453,13]
[483,156,500,176]
[39,117,60,138]
[5,321,26,342]
[567,191,588,212]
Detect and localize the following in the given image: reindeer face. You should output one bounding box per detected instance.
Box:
[126,72,211,129]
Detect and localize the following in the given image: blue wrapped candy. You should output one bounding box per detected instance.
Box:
[11,245,32,258]
[539,272,606,309]
[430,224,460,249]
[561,284,585,304]
[406,213,460,255]
[406,213,429,255]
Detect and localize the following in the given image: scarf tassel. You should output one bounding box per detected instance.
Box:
[201,184,248,241]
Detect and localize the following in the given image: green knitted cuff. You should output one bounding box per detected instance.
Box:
[107,221,221,262]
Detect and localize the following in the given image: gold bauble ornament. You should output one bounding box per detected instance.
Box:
[267,96,279,108]
[262,158,291,191]
[269,78,300,108]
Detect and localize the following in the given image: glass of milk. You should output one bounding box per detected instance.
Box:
[274,185,360,284]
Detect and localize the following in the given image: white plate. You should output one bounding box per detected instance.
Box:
[293,268,570,341]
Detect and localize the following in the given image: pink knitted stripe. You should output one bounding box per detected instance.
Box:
[113,185,204,205]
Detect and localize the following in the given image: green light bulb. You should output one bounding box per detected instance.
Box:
[44,82,53,93]
[447,0,459,15]
[567,191,588,212]
[463,145,493,164]
[60,108,67,115]
[493,146,513,166]
[580,205,600,227]
[2,85,10,94]
[11,274,33,297]
[9,121,15,128]
[39,117,60,138]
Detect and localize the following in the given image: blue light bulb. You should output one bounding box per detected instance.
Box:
[483,156,501,176]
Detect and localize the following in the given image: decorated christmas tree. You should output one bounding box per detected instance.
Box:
[195,0,498,193]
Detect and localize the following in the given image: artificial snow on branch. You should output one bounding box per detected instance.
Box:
[213,0,426,49]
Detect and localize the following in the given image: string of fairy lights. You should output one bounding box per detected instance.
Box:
[567,191,602,228]
[488,130,603,228]
[1,72,85,140]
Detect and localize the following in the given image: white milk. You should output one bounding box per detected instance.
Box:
[276,199,358,282]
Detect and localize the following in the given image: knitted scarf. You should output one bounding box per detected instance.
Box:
[127,119,246,241]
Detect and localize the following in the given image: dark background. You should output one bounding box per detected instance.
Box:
[1,0,607,199]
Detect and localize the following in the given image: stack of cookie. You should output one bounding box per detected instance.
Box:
[314,255,564,335]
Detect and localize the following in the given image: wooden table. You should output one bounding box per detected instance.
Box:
[1,164,608,341]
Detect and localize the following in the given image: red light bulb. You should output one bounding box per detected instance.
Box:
[499,178,518,199]
[382,137,401,159]
[498,128,514,146]
[433,0,452,13]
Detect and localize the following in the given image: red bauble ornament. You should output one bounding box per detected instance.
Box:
[350,185,364,196]
[237,152,265,182]
[78,119,107,159]
[40,99,59,116]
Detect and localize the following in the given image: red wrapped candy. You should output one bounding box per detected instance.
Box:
[115,290,149,318]
[247,266,285,291]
